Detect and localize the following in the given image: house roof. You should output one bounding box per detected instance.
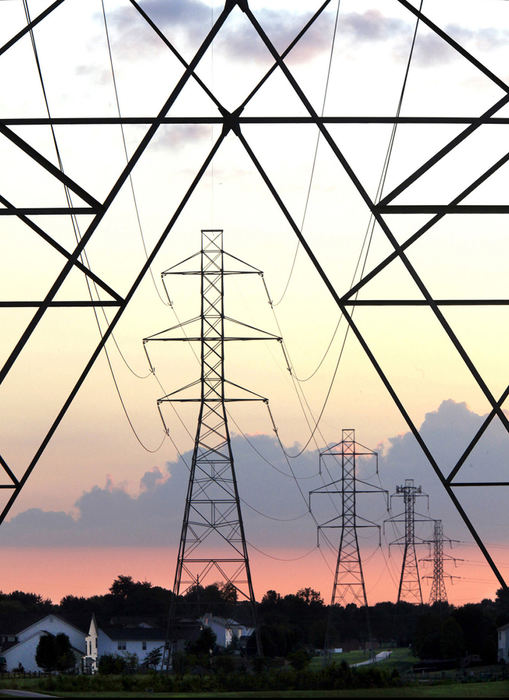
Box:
[200,614,251,629]
[101,626,166,642]
[498,622,509,632]
[0,612,46,636]
[4,613,86,637]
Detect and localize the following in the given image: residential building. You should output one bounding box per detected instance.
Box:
[199,613,253,649]
[83,614,166,672]
[497,622,509,662]
[0,614,86,672]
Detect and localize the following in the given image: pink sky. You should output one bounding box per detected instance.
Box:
[0,545,501,607]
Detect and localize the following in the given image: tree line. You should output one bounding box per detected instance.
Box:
[1,576,508,662]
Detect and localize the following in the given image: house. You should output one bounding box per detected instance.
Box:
[199,613,253,649]
[83,614,166,673]
[0,614,86,672]
[497,622,509,662]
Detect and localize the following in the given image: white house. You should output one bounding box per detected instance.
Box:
[83,614,165,673]
[497,622,509,662]
[1,614,86,672]
[199,613,254,649]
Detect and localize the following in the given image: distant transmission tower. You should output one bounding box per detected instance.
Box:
[421,519,461,604]
[385,479,431,604]
[144,229,280,664]
[310,429,388,607]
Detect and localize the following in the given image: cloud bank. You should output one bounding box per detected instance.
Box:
[107,1,508,69]
[2,400,508,550]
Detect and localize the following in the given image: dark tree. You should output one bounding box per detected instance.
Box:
[98,653,127,674]
[36,634,56,672]
[440,617,465,660]
[288,649,312,670]
[296,588,323,605]
[142,646,162,670]
[55,633,76,672]
[109,575,137,600]
[188,627,217,655]
[36,633,75,672]
[413,610,442,659]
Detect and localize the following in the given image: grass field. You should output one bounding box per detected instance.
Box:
[29,680,509,697]
[309,646,418,673]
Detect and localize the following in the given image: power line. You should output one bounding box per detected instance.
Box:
[273,0,343,306]
[21,0,165,453]
[276,0,424,388]
[100,0,170,309]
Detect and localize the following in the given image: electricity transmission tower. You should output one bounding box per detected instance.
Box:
[421,519,462,605]
[385,479,432,604]
[144,229,279,664]
[2,0,509,597]
[309,429,388,607]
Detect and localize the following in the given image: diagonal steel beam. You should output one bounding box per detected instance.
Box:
[0,123,101,209]
[0,192,122,301]
[447,385,509,484]
[238,0,333,111]
[0,4,235,387]
[128,0,225,112]
[0,128,228,526]
[379,95,509,206]
[245,9,509,437]
[342,149,509,302]
[0,454,19,486]
[396,0,509,93]
[0,0,66,57]
[235,127,507,589]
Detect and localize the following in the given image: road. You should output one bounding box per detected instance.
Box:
[351,650,392,667]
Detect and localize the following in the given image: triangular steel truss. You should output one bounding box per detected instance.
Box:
[1,0,509,591]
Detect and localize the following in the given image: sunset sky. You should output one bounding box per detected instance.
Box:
[1,0,508,606]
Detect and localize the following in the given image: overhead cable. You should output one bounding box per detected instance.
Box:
[23,0,165,452]
[272,0,343,306]
[265,0,424,455]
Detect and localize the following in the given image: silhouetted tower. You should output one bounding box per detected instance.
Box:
[144,229,280,665]
[310,429,388,607]
[385,479,430,604]
[421,519,462,604]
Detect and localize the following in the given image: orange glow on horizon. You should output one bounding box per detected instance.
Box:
[0,546,502,608]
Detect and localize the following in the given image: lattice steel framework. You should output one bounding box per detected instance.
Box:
[144,229,278,663]
[421,519,461,605]
[1,0,508,593]
[310,429,388,607]
[385,479,431,604]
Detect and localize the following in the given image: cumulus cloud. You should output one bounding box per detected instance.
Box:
[2,401,508,551]
[342,9,407,43]
[400,22,509,68]
[106,2,509,71]
[153,124,210,150]
[107,4,412,65]
[0,435,320,548]
[109,1,332,64]
[140,465,167,491]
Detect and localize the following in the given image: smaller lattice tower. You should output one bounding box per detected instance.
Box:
[385,479,431,604]
[421,519,462,604]
[309,429,388,607]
